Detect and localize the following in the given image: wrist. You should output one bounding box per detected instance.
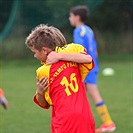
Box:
[58,53,65,61]
[57,53,63,61]
[37,91,44,96]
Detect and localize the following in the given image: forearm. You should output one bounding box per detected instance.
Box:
[37,93,48,107]
[59,53,92,63]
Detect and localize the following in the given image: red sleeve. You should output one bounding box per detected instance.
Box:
[79,47,95,71]
[33,94,50,109]
[81,59,95,71]
[79,59,95,81]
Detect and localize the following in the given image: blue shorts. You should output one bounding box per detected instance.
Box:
[84,71,98,84]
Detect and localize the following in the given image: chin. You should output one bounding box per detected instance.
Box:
[71,23,76,27]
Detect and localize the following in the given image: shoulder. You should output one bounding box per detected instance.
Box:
[57,43,86,53]
[67,43,84,49]
[74,25,88,37]
[65,43,86,53]
[74,27,82,34]
[66,43,84,49]
[36,65,46,74]
[36,65,51,79]
[85,25,94,35]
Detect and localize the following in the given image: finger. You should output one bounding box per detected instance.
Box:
[46,84,50,88]
[46,59,50,64]
[36,76,38,80]
[46,62,50,65]
[41,78,48,86]
[46,60,48,65]
[43,84,50,91]
[37,78,47,87]
[36,77,39,85]
[39,78,48,86]
[39,76,45,83]
[45,60,48,64]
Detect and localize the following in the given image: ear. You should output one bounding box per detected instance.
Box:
[76,15,80,21]
[42,47,48,55]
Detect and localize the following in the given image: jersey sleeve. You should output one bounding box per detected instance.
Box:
[75,44,94,81]
[58,44,94,81]
[33,93,50,109]
[79,61,94,81]
[33,65,52,109]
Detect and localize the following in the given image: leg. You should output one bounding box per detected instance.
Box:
[86,83,103,104]
[86,83,113,126]
[85,72,116,132]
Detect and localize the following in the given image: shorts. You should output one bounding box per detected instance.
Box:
[84,70,98,84]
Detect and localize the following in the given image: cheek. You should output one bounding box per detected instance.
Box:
[39,52,47,61]
[34,53,41,60]
[41,54,47,61]
[70,17,75,24]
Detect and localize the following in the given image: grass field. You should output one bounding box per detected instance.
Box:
[0,57,132,133]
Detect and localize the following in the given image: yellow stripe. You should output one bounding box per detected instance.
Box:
[36,65,53,105]
[44,87,52,105]
[80,26,86,36]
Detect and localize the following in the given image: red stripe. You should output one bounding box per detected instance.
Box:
[33,95,50,109]
[81,60,95,71]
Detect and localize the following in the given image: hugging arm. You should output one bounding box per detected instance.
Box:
[46,52,92,65]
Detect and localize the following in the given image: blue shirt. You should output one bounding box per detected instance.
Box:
[73,24,99,72]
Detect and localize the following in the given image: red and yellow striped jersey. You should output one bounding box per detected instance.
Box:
[34,43,95,133]
[55,43,94,81]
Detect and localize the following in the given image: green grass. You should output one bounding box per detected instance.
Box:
[0,58,132,133]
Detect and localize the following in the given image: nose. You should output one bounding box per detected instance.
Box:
[34,54,36,58]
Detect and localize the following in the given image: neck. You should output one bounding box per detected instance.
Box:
[75,22,84,28]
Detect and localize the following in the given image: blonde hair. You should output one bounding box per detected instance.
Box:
[25,24,67,51]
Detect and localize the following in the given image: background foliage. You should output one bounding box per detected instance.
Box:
[0,0,132,59]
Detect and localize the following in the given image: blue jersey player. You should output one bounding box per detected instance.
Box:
[69,6,116,133]
[73,24,99,84]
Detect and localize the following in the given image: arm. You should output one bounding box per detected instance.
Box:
[36,93,48,107]
[35,77,49,107]
[60,53,92,63]
[46,52,92,65]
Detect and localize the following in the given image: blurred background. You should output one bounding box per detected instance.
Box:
[0,0,132,133]
[0,0,132,59]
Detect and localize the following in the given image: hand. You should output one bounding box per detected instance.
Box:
[46,52,61,65]
[36,77,49,95]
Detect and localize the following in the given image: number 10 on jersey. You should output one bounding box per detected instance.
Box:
[60,73,79,96]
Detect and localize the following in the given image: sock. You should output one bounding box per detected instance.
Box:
[96,101,113,126]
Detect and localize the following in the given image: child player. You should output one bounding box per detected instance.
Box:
[68,6,116,132]
[0,88,8,110]
[25,24,95,133]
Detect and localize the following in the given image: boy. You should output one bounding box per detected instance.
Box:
[25,24,95,133]
[0,88,8,109]
[68,6,116,132]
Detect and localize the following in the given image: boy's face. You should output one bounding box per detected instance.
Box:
[69,13,80,26]
[30,46,48,62]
